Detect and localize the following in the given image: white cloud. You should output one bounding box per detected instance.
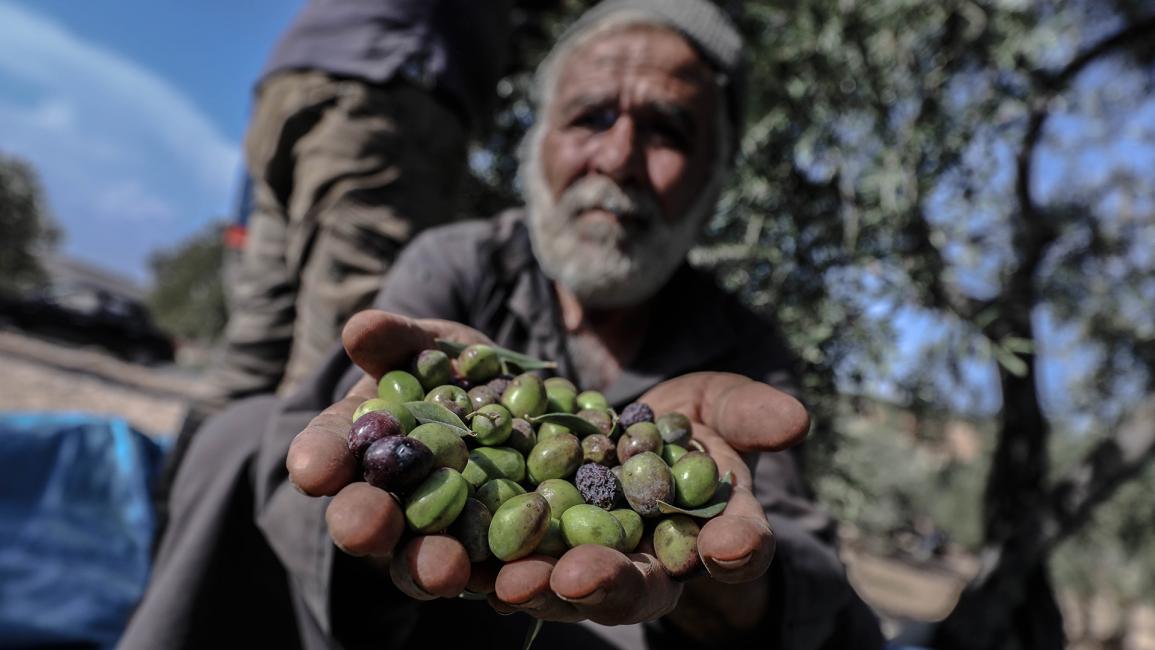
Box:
[93,180,179,223]
[0,2,242,279]
[0,2,240,194]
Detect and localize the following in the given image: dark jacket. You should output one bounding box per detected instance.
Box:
[262,0,513,130]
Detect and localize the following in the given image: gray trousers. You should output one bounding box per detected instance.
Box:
[208,70,468,400]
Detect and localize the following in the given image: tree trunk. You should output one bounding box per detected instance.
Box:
[933,349,1065,650]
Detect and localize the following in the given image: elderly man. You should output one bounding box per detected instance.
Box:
[121,1,885,648]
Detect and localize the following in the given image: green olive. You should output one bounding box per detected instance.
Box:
[560,504,626,551]
[488,492,551,561]
[404,468,468,534]
[425,384,470,420]
[470,404,513,446]
[535,479,584,519]
[501,373,548,419]
[412,349,452,392]
[378,370,425,403]
[672,452,719,508]
[467,446,526,484]
[408,422,469,472]
[458,344,502,383]
[526,434,582,484]
[610,509,644,553]
[544,377,578,414]
[449,498,493,562]
[476,478,526,514]
[620,452,675,517]
[653,515,702,578]
[576,390,610,411]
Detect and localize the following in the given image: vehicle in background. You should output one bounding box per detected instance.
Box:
[0,258,175,365]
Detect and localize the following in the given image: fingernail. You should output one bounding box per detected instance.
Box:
[710,554,752,571]
[558,588,605,606]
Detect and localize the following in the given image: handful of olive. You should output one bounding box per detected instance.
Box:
[345,342,732,584]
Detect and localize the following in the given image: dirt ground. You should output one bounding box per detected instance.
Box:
[0,330,197,437]
[2,328,1151,648]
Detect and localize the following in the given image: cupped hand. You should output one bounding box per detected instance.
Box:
[489,372,810,629]
[287,310,491,600]
[286,310,811,630]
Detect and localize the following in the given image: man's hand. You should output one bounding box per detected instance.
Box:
[488,373,809,628]
[287,310,492,599]
[286,310,811,630]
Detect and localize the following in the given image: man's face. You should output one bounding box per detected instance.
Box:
[523,24,724,309]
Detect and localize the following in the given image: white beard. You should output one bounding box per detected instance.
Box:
[520,130,722,309]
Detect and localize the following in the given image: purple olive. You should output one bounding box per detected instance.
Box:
[347,410,404,459]
[362,436,435,495]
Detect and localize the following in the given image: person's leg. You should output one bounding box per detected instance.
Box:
[205,71,343,403]
[278,80,469,393]
[119,397,301,650]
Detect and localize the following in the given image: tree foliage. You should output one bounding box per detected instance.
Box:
[0,154,58,292]
[147,223,228,343]
[471,1,1155,646]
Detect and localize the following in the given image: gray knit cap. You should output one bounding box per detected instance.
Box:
[544,0,746,157]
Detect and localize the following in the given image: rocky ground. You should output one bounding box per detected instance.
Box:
[1,327,1151,648]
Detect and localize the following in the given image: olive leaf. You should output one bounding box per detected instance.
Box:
[435,339,557,371]
[458,590,488,601]
[529,412,604,438]
[403,401,474,437]
[656,471,734,519]
[523,618,544,650]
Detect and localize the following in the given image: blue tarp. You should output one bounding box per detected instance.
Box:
[0,413,168,649]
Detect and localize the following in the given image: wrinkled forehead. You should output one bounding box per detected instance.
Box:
[550,23,718,107]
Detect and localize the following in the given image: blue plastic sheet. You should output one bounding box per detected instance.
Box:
[0,413,168,649]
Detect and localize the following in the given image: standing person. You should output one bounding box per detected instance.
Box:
[206,0,515,404]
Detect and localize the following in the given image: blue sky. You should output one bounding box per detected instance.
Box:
[0,0,304,284]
